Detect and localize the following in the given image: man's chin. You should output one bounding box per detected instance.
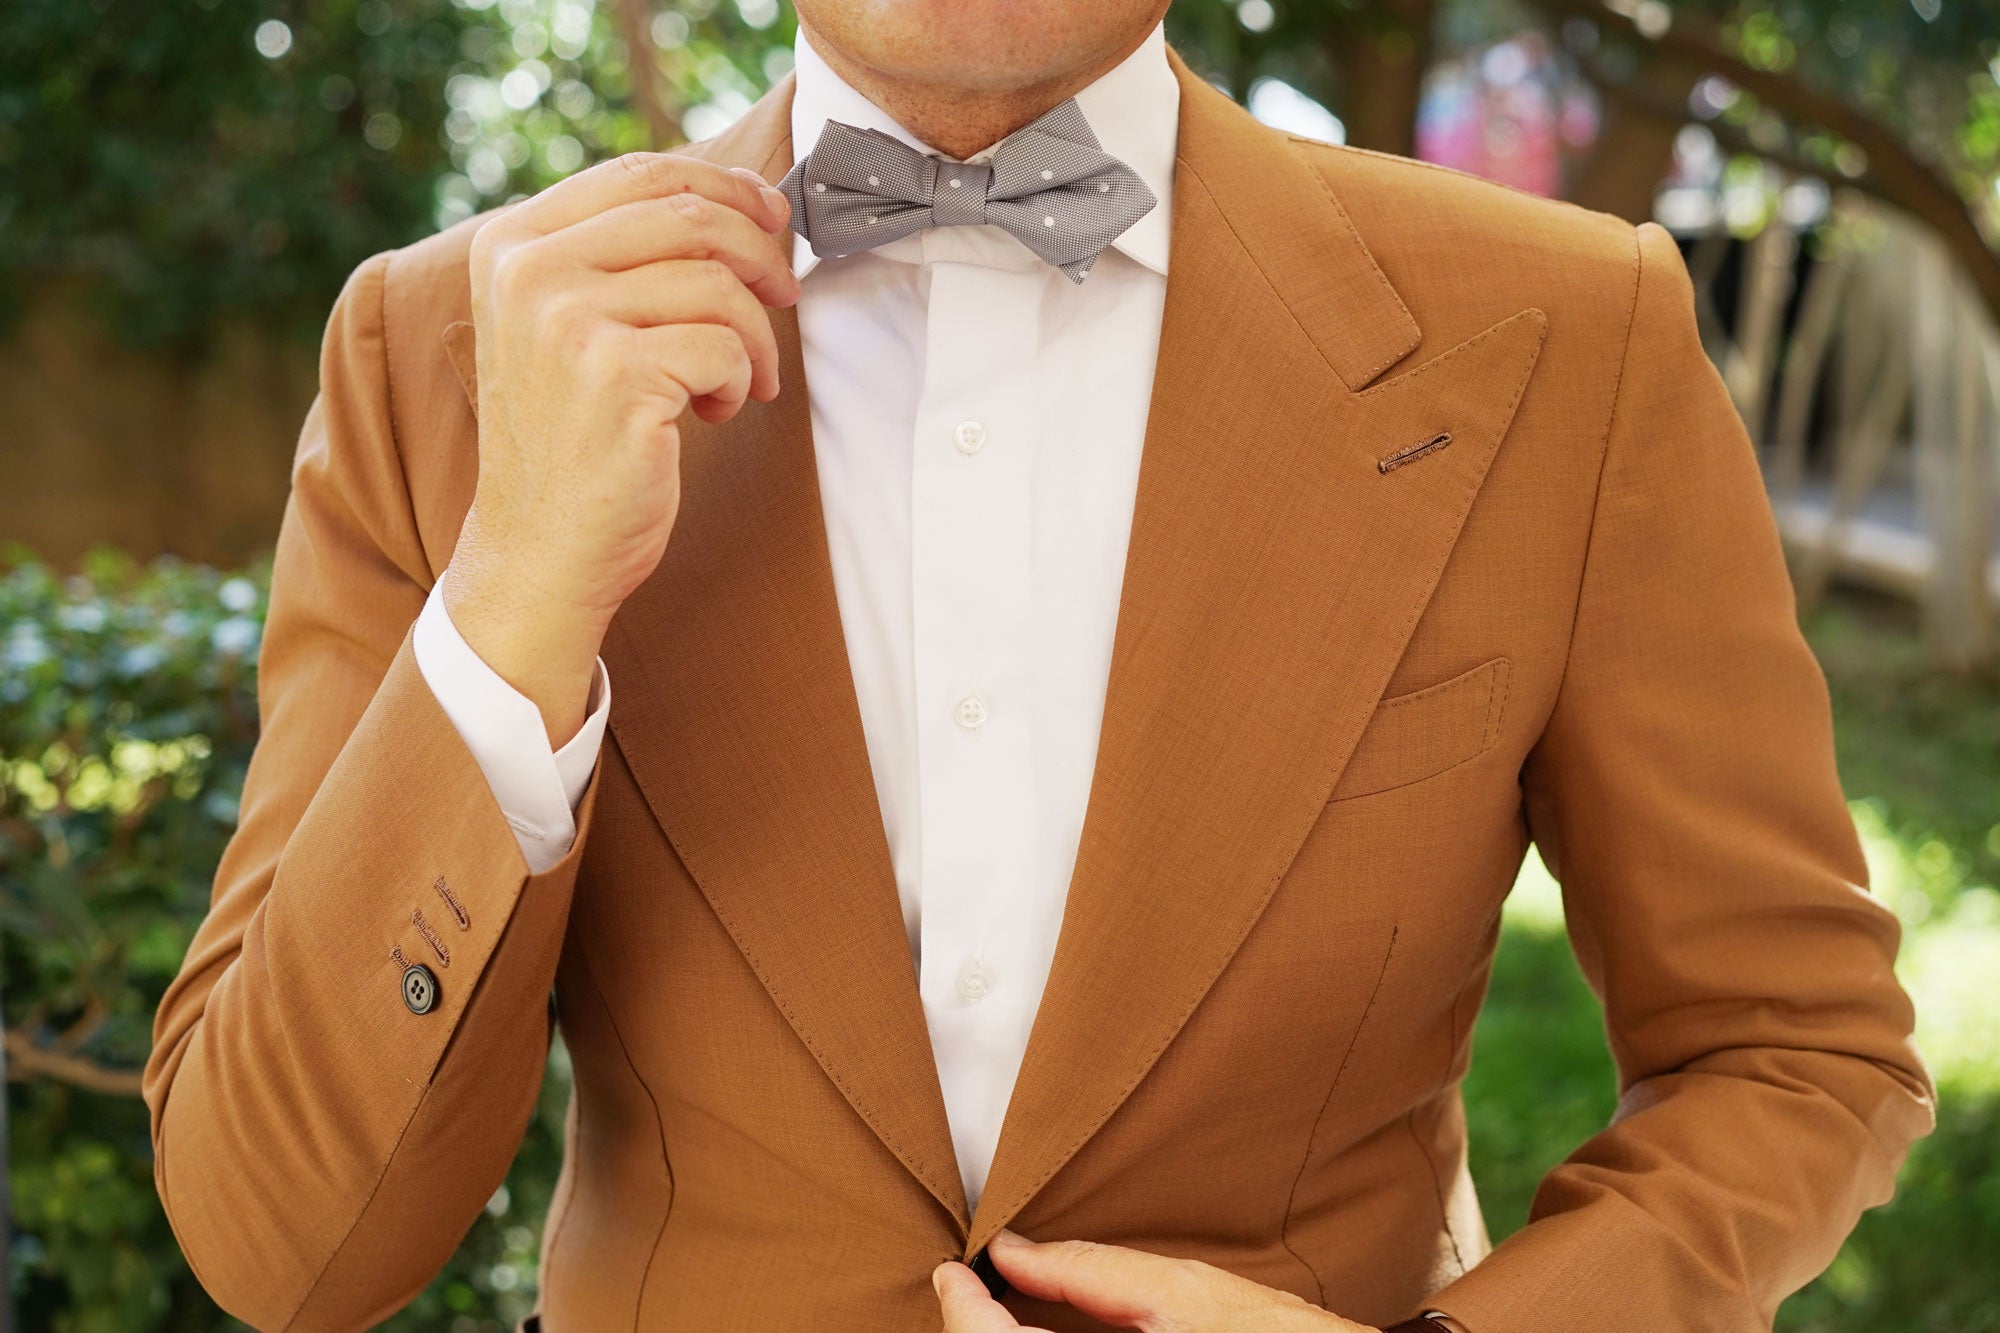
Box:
[795,0,1162,99]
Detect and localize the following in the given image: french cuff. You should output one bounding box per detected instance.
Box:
[412,580,611,875]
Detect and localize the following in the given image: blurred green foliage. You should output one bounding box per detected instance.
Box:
[0,552,565,1331]
[0,0,470,347]
[6,555,1996,1330]
[0,0,791,350]
[1,551,265,1329]
[425,0,794,226]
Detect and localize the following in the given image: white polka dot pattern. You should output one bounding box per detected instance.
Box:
[779,99,1156,283]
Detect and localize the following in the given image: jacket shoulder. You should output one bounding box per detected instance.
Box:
[1292,137,1637,269]
[378,205,500,334]
[1286,136,1642,354]
[307,208,507,575]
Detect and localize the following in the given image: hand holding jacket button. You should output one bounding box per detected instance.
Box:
[967,1248,1007,1297]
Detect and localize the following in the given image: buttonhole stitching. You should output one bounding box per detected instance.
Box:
[411,907,450,967]
[1378,431,1453,474]
[433,874,470,930]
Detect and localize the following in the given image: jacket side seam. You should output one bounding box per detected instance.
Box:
[1402,1104,1467,1277]
[576,949,676,1330]
[1279,925,1400,1304]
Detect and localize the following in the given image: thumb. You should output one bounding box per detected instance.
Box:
[934,1260,1024,1332]
[983,1231,1191,1328]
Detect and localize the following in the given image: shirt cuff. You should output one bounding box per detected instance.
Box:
[412,579,610,875]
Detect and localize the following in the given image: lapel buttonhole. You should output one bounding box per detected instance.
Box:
[1378,431,1453,474]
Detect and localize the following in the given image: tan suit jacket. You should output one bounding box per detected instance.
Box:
[144,52,1934,1332]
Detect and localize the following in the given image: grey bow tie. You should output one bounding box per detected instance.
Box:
[779,100,1156,283]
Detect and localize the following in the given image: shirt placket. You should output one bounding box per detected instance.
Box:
[909,255,1047,1209]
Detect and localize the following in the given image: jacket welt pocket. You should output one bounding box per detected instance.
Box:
[1327,656,1511,802]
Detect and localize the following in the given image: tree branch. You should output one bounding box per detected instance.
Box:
[1585,53,1880,208]
[613,0,682,150]
[1536,0,2000,322]
[51,995,107,1053]
[4,1026,145,1098]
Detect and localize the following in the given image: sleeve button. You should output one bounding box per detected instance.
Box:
[402,963,439,1014]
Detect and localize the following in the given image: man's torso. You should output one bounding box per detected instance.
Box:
[383,53,1637,1330]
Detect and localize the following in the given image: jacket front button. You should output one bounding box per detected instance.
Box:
[402,963,439,1014]
[968,1248,1008,1298]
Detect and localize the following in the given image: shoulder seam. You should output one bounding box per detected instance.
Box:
[1284,136,1631,230]
[1541,218,1647,721]
[373,247,440,589]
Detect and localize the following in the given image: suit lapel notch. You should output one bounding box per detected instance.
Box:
[1164,52,1422,396]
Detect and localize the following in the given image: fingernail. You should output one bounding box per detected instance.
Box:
[990,1228,1028,1249]
[931,1263,948,1295]
[761,185,790,219]
[729,166,770,186]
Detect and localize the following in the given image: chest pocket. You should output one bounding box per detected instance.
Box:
[1328,656,1511,802]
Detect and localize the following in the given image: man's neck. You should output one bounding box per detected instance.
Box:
[796,19,1160,160]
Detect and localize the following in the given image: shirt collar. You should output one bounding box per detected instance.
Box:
[787,21,1178,280]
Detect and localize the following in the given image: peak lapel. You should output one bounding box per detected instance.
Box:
[967,59,1547,1247]
[594,85,972,1230]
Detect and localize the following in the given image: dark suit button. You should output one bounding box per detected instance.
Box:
[968,1248,1008,1298]
[402,963,439,1014]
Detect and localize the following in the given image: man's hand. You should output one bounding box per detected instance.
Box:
[444,152,801,745]
[933,1230,1378,1332]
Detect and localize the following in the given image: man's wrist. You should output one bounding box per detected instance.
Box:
[440,556,609,748]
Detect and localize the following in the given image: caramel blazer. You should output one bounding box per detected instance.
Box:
[144,52,1934,1332]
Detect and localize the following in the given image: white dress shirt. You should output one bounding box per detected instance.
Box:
[414,21,1179,1213]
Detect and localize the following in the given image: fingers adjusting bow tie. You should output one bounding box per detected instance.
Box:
[779,99,1156,283]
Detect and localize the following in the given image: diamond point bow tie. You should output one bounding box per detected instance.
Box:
[778,99,1156,283]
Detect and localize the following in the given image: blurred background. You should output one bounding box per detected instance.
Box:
[2,0,1997,1328]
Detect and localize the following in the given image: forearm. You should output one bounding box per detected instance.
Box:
[146,642,593,1327]
[143,249,602,1328]
[1425,221,1932,1330]
[1427,1045,1927,1331]
[440,504,613,750]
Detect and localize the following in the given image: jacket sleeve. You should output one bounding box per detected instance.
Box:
[1428,222,1935,1332]
[142,250,597,1330]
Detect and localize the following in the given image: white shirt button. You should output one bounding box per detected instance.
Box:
[953,420,988,455]
[954,695,988,730]
[956,960,997,1003]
